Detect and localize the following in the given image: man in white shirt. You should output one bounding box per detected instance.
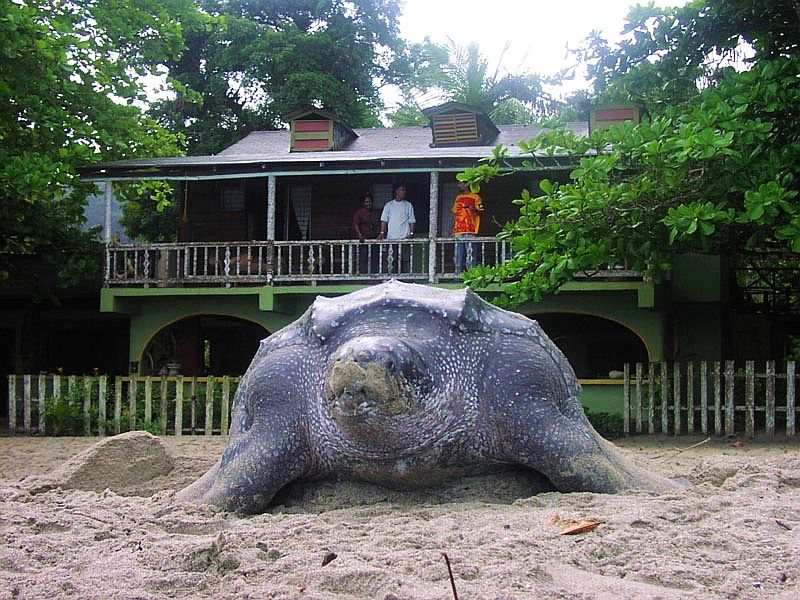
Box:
[379,185,416,240]
[378,184,416,274]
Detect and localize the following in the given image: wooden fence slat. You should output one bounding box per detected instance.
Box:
[53,375,61,405]
[623,363,630,435]
[221,376,230,436]
[700,361,708,434]
[83,377,92,435]
[129,375,138,431]
[160,377,168,435]
[724,361,735,436]
[765,360,775,439]
[144,376,153,430]
[661,362,669,434]
[8,375,16,434]
[787,361,796,437]
[673,363,681,436]
[745,361,755,438]
[635,363,643,433]
[38,375,47,434]
[114,377,122,434]
[190,377,197,435]
[714,361,722,436]
[686,362,694,434]
[647,363,655,434]
[23,375,31,433]
[205,376,214,436]
[175,376,184,437]
[98,376,107,437]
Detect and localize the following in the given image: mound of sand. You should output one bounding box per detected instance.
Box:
[19,431,173,495]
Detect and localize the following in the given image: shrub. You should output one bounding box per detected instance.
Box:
[585,409,625,439]
[43,387,84,435]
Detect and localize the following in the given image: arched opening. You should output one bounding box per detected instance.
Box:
[531,313,648,379]
[142,315,268,376]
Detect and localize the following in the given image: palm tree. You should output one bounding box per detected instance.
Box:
[387,40,556,126]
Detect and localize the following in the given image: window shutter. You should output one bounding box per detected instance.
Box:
[432,113,479,145]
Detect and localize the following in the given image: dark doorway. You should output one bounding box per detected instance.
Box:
[532,313,648,379]
[142,316,268,376]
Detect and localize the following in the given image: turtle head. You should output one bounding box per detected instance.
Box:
[324,336,432,440]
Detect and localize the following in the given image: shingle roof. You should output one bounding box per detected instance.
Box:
[79,122,588,178]
[218,123,587,160]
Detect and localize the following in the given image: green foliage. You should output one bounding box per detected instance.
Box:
[0,0,186,285]
[117,182,179,243]
[44,390,85,436]
[584,409,625,440]
[462,1,800,308]
[578,1,800,113]
[154,0,407,153]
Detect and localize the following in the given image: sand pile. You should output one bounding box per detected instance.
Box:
[1,434,799,600]
[17,431,174,496]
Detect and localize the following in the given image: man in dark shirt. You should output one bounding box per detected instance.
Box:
[352,193,379,275]
[353,193,379,240]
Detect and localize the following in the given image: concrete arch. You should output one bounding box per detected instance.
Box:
[516,291,665,363]
[127,295,297,370]
[138,313,270,373]
[526,308,655,362]
[525,311,651,380]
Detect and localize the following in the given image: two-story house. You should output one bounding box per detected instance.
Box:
[78,102,732,413]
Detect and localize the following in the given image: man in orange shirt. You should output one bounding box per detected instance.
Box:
[451,182,484,274]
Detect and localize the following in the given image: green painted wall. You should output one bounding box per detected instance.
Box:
[671,254,728,303]
[580,383,624,415]
[102,280,667,373]
[102,289,296,365]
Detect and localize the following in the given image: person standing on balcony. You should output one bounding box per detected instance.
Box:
[352,192,379,274]
[452,181,484,274]
[379,185,416,274]
[379,185,416,240]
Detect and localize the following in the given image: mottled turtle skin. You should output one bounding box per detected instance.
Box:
[178,281,675,513]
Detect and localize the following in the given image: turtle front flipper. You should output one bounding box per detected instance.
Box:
[495,395,677,494]
[177,343,315,513]
[176,426,311,513]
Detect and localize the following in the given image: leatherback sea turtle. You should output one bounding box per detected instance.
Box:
[178,281,675,512]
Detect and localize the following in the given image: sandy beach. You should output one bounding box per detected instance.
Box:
[1,434,799,600]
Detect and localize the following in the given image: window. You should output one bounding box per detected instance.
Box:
[221,181,245,211]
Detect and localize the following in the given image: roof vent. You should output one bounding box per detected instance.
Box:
[286,108,357,152]
[422,102,499,148]
[589,105,642,133]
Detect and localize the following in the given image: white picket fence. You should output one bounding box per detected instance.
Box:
[6,375,241,436]
[622,361,798,438]
[9,362,800,439]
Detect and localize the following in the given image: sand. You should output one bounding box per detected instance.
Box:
[1,434,799,600]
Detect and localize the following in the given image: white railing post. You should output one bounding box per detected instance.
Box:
[8,375,16,434]
[104,244,111,285]
[267,175,276,241]
[428,171,439,283]
[104,180,113,242]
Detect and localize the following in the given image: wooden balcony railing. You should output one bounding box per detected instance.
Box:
[105,241,273,285]
[272,239,431,281]
[104,238,639,287]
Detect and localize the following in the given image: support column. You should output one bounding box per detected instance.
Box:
[267,175,276,241]
[104,180,113,242]
[428,171,439,283]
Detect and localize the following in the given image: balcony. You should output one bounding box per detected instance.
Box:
[104,238,642,287]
